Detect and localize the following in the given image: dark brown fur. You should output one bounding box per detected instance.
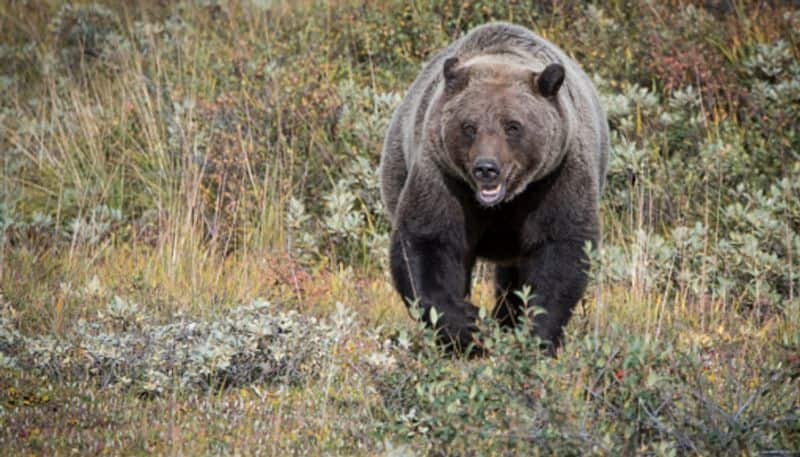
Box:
[379,23,609,354]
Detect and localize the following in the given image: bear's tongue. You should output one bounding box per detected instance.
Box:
[478,183,505,205]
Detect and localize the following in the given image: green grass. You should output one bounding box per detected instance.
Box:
[1,0,799,455]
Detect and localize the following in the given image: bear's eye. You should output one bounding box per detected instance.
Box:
[461,122,477,138]
[504,121,522,136]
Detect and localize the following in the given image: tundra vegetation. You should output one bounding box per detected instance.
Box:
[0,1,798,455]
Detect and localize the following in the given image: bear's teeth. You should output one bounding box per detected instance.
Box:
[482,184,501,196]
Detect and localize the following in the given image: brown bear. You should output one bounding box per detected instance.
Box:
[379,22,609,354]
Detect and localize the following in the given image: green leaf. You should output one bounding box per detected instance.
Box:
[645,371,660,388]
[429,307,440,326]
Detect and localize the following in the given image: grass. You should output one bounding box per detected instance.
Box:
[1,0,799,455]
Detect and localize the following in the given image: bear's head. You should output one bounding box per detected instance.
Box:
[437,55,567,206]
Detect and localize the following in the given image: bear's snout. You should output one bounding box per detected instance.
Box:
[471,158,507,206]
[472,158,501,182]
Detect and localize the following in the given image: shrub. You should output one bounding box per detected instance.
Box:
[0,297,355,396]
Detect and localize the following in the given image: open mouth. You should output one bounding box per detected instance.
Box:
[477,182,506,206]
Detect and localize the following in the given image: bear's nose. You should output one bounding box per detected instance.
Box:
[472,159,500,182]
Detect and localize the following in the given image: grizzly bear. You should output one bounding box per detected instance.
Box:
[379,22,609,354]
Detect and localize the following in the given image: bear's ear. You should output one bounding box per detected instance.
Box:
[443,57,469,93]
[534,63,565,97]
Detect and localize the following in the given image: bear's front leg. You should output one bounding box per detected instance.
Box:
[525,239,591,352]
[387,162,481,353]
[389,227,479,353]
[494,238,591,355]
